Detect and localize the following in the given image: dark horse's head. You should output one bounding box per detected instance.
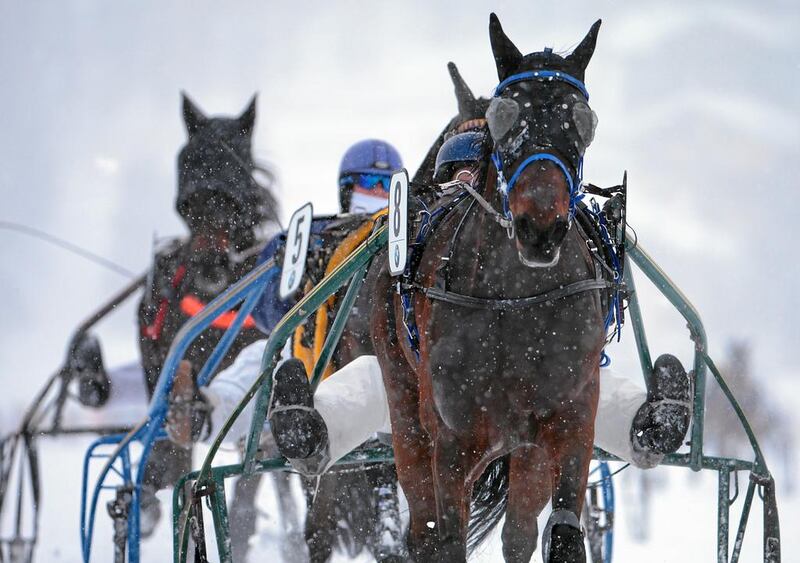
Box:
[177,93,279,252]
[486,14,600,267]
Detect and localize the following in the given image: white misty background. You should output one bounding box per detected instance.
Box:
[0,1,797,561]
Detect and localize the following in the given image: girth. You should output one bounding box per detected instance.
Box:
[419,269,613,312]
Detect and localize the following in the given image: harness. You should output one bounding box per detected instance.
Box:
[396,68,627,363]
[140,241,259,340]
[292,210,388,379]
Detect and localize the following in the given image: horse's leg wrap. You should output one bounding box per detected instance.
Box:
[542,509,583,563]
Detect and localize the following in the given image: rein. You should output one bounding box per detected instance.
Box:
[437,175,513,233]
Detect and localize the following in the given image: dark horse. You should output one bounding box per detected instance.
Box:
[137,94,291,559]
[368,15,608,562]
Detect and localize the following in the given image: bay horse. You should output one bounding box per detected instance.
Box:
[368,14,608,562]
[136,93,294,559]
[290,213,406,563]
[288,58,517,561]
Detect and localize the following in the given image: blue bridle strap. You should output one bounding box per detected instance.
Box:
[505,153,573,196]
[492,68,588,222]
[494,70,589,100]
[496,152,583,221]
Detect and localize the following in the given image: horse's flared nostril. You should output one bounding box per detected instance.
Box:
[549,218,569,246]
[515,215,536,243]
[514,215,568,248]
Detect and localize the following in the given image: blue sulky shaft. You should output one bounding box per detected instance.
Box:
[174,225,388,562]
[80,258,277,563]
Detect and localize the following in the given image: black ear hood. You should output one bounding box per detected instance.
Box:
[489,13,602,82]
[176,94,278,237]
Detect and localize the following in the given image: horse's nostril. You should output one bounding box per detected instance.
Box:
[515,216,535,241]
[550,218,569,244]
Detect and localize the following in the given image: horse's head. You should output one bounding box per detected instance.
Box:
[486,14,600,267]
[176,93,278,251]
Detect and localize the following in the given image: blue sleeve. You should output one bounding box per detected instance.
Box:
[250,218,334,336]
[251,233,293,335]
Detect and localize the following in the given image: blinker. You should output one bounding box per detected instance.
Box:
[490,69,591,224]
[486,97,520,142]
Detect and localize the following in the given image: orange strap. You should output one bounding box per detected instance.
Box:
[293,209,388,380]
[292,280,317,376]
[180,295,256,330]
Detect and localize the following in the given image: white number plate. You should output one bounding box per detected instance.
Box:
[388,169,408,276]
[279,202,313,299]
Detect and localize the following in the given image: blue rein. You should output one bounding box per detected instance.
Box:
[491,69,589,224]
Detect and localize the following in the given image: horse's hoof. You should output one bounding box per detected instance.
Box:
[268,359,329,459]
[631,354,692,455]
[138,485,162,539]
[546,524,586,563]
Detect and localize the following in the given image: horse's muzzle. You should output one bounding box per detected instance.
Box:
[514,215,568,268]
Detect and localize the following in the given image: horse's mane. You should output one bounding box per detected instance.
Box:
[411,116,461,188]
[251,158,281,229]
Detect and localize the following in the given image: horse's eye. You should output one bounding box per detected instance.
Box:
[572,101,598,148]
[486,97,520,143]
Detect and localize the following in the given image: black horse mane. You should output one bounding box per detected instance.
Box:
[412,62,491,190]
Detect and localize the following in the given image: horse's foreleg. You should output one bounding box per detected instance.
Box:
[303,473,336,563]
[369,265,436,560]
[228,473,261,562]
[542,401,596,563]
[502,444,551,563]
[379,357,437,561]
[431,429,479,562]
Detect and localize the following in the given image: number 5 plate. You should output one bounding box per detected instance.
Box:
[388,168,408,276]
[279,202,313,299]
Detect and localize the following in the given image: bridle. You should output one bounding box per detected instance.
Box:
[490,69,590,229]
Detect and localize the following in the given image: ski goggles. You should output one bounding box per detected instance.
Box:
[338,173,392,192]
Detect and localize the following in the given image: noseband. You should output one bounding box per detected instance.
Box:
[491,69,589,226]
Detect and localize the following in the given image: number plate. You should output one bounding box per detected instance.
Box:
[388,169,408,276]
[279,202,313,299]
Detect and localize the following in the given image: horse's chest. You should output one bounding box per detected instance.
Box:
[424,292,604,430]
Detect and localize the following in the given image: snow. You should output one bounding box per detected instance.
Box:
[21,433,798,561]
[2,2,799,562]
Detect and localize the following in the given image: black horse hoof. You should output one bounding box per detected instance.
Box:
[138,486,162,539]
[632,354,693,455]
[268,359,328,459]
[547,524,586,563]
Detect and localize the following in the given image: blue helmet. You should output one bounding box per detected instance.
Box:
[339,139,402,176]
[434,131,486,181]
[338,139,402,212]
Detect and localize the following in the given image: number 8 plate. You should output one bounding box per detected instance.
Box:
[388,169,408,276]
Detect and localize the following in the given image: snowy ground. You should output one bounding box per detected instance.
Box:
[22,432,798,562]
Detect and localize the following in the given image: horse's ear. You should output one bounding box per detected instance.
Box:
[489,13,522,81]
[447,62,477,119]
[238,94,257,135]
[182,92,207,135]
[565,20,602,73]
